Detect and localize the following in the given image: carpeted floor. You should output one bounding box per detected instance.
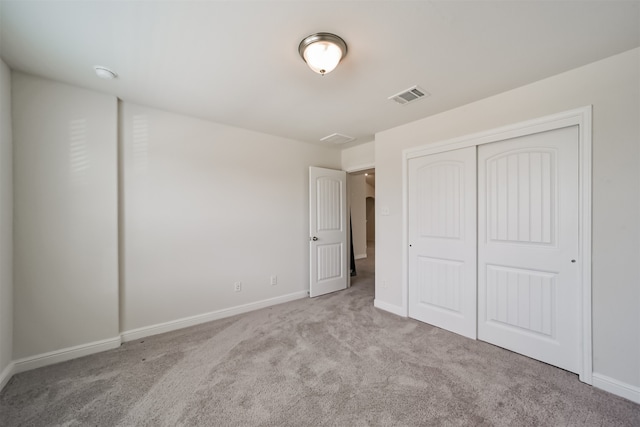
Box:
[1,242,639,426]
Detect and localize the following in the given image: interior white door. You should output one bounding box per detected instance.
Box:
[309,166,348,297]
[408,147,477,339]
[477,126,580,373]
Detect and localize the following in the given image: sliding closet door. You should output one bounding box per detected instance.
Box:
[408,147,477,339]
[477,126,580,373]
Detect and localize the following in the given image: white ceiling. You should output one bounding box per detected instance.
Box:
[1,1,638,148]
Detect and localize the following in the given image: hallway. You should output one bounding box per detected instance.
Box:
[351,240,374,289]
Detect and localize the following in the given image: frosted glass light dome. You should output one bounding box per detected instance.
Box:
[299,33,347,76]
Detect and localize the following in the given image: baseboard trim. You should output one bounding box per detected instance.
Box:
[355,254,367,260]
[3,292,310,384]
[121,290,308,342]
[592,373,640,404]
[12,336,122,375]
[0,361,15,392]
[374,299,406,317]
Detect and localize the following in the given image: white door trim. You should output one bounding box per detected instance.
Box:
[401,106,592,384]
[344,162,375,173]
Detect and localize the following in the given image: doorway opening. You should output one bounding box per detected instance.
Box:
[348,169,375,287]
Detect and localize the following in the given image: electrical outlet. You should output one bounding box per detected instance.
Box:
[234,281,242,292]
[270,275,277,285]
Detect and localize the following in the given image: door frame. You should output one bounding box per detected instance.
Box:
[345,163,376,284]
[401,106,592,384]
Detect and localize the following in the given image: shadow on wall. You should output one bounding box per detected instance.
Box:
[366,196,375,242]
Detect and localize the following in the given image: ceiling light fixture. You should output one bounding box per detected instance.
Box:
[298,33,347,76]
[94,66,117,80]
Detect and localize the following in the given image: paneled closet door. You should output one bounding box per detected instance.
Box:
[408,147,477,339]
[477,126,580,374]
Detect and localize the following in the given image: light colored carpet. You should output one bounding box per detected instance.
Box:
[1,244,639,426]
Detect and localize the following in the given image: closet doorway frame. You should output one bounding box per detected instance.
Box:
[401,106,592,384]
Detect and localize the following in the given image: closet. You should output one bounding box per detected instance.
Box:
[407,111,590,378]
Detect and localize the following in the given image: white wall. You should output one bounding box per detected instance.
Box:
[375,48,640,390]
[121,102,341,332]
[342,141,374,172]
[12,73,119,359]
[349,174,367,258]
[0,59,13,380]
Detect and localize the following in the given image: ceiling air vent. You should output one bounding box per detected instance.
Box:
[388,85,430,105]
[320,133,355,144]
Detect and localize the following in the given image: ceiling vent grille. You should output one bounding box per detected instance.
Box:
[320,133,355,144]
[388,85,430,105]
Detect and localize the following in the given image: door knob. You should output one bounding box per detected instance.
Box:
[311,236,318,241]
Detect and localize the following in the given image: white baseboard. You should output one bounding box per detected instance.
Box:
[12,336,122,375]
[0,361,15,392]
[374,299,406,317]
[121,290,308,342]
[592,373,640,404]
[355,254,367,260]
[2,292,309,386]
